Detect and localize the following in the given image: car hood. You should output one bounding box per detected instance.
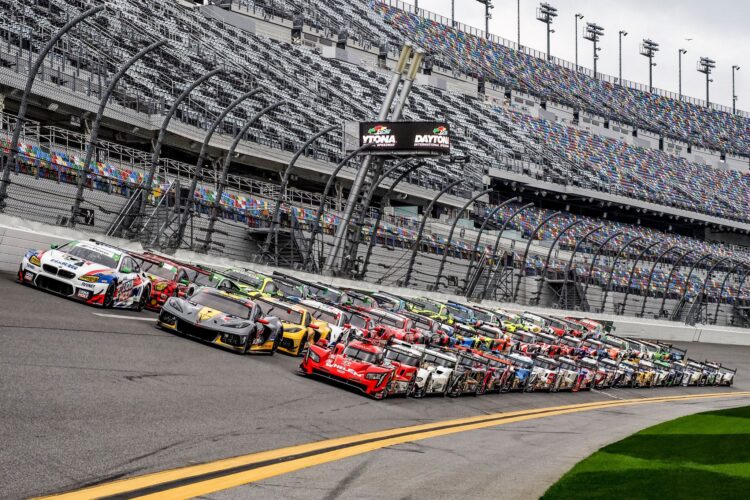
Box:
[323,354,383,377]
[41,250,116,279]
[172,299,250,328]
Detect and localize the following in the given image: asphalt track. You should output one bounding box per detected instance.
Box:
[1,271,749,499]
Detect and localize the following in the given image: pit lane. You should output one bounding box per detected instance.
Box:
[1,272,749,499]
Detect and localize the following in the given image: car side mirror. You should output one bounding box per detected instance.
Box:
[121,267,132,274]
[50,243,59,250]
[309,324,320,330]
[343,323,352,329]
[180,279,190,286]
[257,318,270,325]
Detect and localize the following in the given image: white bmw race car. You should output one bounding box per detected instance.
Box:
[18,239,151,310]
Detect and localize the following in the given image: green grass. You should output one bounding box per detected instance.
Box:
[541,405,750,500]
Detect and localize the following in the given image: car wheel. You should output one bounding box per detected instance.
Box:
[136,286,149,312]
[17,265,24,284]
[270,328,282,355]
[103,283,116,309]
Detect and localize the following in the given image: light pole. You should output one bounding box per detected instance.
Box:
[0,5,104,210]
[698,56,716,106]
[574,13,584,71]
[403,180,463,288]
[71,39,167,227]
[640,38,659,92]
[536,3,558,61]
[618,30,628,83]
[732,65,741,114]
[583,22,604,79]
[678,48,687,99]
[451,0,455,27]
[476,0,494,38]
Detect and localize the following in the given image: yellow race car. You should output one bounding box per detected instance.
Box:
[223,267,281,299]
[406,297,454,324]
[256,297,318,356]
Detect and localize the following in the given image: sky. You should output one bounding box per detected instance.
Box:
[408,0,748,111]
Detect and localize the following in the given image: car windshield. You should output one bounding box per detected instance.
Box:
[260,302,303,324]
[536,360,556,370]
[446,304,474,320]
[510,356,533,368]
[276,281,304,298]
[416,300,441,313]
[189,291,252,319]
[412,317,433,331]
[559,361,577,371]
[488,359,508,369]
[310,308,339,325]
[315,288,343,303]
[349,295,371,308]
[459,356,482,368]
[472,309,493,323]
[385,349,420,367]
[186,270,213,286]
[347,313,368,329]
[141,261,177,280]
[63,243,120,269]
[343,346,380,364]
[225,270,264,289]
[423,353,453,368]
[479,326,500,339]
[375,314,404,329]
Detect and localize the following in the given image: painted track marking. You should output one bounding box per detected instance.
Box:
[92,313,155,322]
[39,391,750,500]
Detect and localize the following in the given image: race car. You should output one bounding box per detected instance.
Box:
[299,340,395,399]
[364,309,424,344]
[555,356,594,391]
[444,301,478,325]
[383,343,422,397]
[132,252,191,311]
[527,356,560,392]
[506,353,536,391]
[446,351,490,397]
[19,239,150,310]
[157,287,283,354]
[297,299,351,346]
[257,297,318,356]
[405,296,453,323]
[476,351,515,393]
[579,356,615,388]
[223,267,282,298]
[410,347,458,398]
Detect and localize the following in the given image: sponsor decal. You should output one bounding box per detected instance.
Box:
[50,259,78,270]
[116,279,134,302]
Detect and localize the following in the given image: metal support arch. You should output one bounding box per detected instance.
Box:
[431,188,495,287]
[535,219,585,303]
[264,124,339,254]
[559,224,604,309]
[203,100,287,253]
[403,180,463,288]
[480,202,534,298]
[639,245,683,318]
[359,159,421,279]
[172,88,265,248]
[620,240,661,315]
[692,256,731,322]
[674,253,713,308]
[582,231,625,300]
[599,236,644,313]
[303,143,373,270]
[70,39,168,226]
[0,5,104,209]
[713,260,748,325]
[511,211,562,303]
[451,197,520,292]
[658,249,699,316]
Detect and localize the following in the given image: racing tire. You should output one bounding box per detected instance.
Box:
[447,374,464,398]
[412,375,429,399]
[103,283,116,309]
[270,328,283,356]
[17,265,25,284]
[136,286,150,312]
[242,329,253,355]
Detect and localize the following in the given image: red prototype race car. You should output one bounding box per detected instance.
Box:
[300,340,395,399]
[362,308,425,344]
[132,252,210,311]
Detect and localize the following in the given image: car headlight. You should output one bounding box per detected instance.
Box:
[168,298,183,313]
[365,372,386,382]
[416,376,424,382]
[225,322,252,329]
[307,349,320,363]
[79,275,100,283]
[29,254,41,266]
[154,282,168,292]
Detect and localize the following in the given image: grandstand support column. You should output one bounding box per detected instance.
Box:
[324,44,413,273]
[692,256,731,324]
[535,219,585,305]
[599,236,644,313]
[458,196,521,290]
[714,260,747,325]
[70,39,167,227]
[667,252,713,318]
[480,202,534,298]
[432,188,495,289]
[170,88,265,250]
[203,101,287,254]
[264,125,339,257]
[403,180,463,288]
[582,231,624,302]
[0,4,104,211]
[359,160,423,280]
[639,245,682,318]
[620,240,660,315]
[134,69,222,231]
[658,249,698,316]
[340,50,423,275]
[511,211,562,304]
[304,144,373,271]
[559,224,604,309]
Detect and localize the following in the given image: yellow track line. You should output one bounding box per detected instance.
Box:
[41,391,750,500]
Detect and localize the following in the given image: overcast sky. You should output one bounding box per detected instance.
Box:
[408,0,747,111]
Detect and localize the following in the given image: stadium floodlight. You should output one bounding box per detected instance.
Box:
[0,4,104,212]
[640,38,659,92]
[536,3,558,61]
[732,65,740,114]
[618,31,628,83]
[574,13,584,70]
[475,0,494,37]
[583,22,605,78]
[678,48,688,99]
[71,39,168,228]
[403,180,463,288]
[697,56,716,105]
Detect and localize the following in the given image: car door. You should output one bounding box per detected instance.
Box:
[116,256,140,304]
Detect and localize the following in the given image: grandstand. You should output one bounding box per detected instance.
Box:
[1,0,750,328]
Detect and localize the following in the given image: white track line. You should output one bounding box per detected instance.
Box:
[92,313,155,322]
